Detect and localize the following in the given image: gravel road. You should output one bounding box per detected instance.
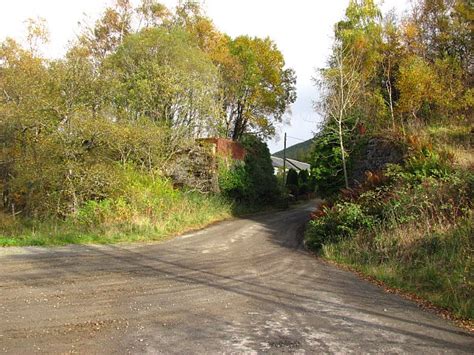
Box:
[1,201,473,354]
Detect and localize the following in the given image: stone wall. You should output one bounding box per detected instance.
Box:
[351,137,406,185]
[166,144,218,193]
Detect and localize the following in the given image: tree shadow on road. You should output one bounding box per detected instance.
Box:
[1,200,472,351]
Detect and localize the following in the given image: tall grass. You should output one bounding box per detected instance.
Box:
[427,124,473,169]
[0,169,235,246]
[321,215,473,319]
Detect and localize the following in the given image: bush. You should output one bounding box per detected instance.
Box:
[309,128,348,196]
[403,150,452,181]
[298,170,312,196]
[286,168,299,186]
[219,135,279,205]
[305,202,374,250]
[298,182,310,195]
[218,161,249,201]
[284,168,298,197]
[1,116,171,218]
[299,169,309,184]
[240,134,280,204]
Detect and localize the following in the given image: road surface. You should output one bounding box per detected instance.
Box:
[1,201,473,353]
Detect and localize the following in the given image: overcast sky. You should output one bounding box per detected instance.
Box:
[1,0,410,153]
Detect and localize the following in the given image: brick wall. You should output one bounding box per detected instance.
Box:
[199,138,246,161]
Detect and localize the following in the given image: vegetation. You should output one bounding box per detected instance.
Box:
[306,149,473,319]
[282,168,315,199]
[0,169,234,246]
[285,168,299,196]
[0,0,294,246]
[311,0,472,194]
[310,126,350,196]
[225,37,297,140]
[1,0,472,323]
[306,0,473,321]
[218,134,280,205]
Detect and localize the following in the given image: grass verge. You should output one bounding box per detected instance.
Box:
[0,195,234,247]
[319,216,473,326]
[0,169,278,247]
[305,130,473,324]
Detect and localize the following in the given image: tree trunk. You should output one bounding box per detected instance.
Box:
[338,120,349,189]
[231,101,244,141]
[386,80,395,131]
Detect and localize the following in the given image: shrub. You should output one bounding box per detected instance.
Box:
[285,168,299,196]
[298,170,312,196]
[305,202,374,250]
[403,150,452,181]
[286,168,299,186]
[1,117,170,218]
[244,135,280,202]
[299,169,309,184]
[218,135,280,206]
[218,161,249,201]
[298,182,310,195]
[309,129,346,196]
[298,169,311,195]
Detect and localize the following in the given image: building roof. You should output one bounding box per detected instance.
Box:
[271,156,310,172]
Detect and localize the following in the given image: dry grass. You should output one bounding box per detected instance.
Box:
[443,145,474,169]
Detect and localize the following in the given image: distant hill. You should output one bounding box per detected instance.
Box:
[272,138,314,163]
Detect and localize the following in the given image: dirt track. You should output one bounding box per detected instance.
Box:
[1,201,473,353]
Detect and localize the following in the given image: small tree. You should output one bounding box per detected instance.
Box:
[298,170,310,195]
[286,168,299,196]
[381,12,404,131]
[298,170,309,184]
[309,127,345,196]
[286,168,299,186]
[315,42,364,189]
[220,134,279,205]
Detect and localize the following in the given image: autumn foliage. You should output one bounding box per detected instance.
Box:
[306,0,473,321]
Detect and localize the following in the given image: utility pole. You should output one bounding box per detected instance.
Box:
[282,132,287,186]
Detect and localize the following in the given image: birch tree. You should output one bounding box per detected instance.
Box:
[381,12,402,131]
[316,42,364,189]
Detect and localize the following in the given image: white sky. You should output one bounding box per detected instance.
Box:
[0,0,410,153]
